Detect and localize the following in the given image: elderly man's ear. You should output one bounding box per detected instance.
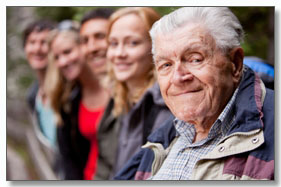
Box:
[229,47,244,83]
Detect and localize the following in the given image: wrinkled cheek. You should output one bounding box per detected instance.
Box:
[168,101,181,119]
[158,79,168,97]
[166,98,187,120]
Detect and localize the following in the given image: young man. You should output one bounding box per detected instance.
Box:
[80,8,114,86]
[79,8,115,180]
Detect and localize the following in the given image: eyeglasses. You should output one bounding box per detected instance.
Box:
[57,20,80,31]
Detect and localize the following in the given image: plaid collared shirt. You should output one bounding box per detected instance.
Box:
[152,88,239,180]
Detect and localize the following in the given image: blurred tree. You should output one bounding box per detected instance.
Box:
[7,7,38,99]
[230,7,274,65]
[35,7,77,22]
[34,7,179,22]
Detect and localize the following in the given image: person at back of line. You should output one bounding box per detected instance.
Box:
[23,20,57,147]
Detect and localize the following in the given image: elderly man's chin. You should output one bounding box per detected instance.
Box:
[173,106,202,124]
[167,91,205,114]
[167,95,210,125]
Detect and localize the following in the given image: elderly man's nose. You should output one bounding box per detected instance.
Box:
[171,63,193,84]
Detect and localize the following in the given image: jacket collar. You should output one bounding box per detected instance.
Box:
[227,65,265,135]
[146,115,176,149]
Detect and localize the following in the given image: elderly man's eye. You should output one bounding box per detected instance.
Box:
[183,53,203,64]
[191,59,201,63]
[188,55,203,64]
[158,62,172,71]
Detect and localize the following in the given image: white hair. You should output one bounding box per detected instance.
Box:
[150,7,244,56]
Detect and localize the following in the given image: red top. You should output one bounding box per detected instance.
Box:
[78,102,104,180]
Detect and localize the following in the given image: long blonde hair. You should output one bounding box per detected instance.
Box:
[107,7,161,116]
[44,28,80,126]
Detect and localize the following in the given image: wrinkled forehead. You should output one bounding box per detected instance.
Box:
[153,23,216,61]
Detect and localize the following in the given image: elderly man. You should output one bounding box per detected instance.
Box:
[115,7,274,180]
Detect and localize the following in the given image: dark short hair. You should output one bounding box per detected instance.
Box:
[80,8,115,25]
[23,19,56,47]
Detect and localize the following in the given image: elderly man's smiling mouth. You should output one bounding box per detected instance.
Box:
[171,89,203,96]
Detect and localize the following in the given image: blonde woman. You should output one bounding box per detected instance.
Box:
[45,20,109,180]
[95,7,173,180]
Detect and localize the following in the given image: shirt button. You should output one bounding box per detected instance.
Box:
[252,137,259,144]
[219,146,225,152]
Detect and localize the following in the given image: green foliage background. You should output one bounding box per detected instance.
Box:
[34,6,274,65]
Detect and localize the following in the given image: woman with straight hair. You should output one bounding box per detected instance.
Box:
[95,7,173,180]
[45,20,110,180]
